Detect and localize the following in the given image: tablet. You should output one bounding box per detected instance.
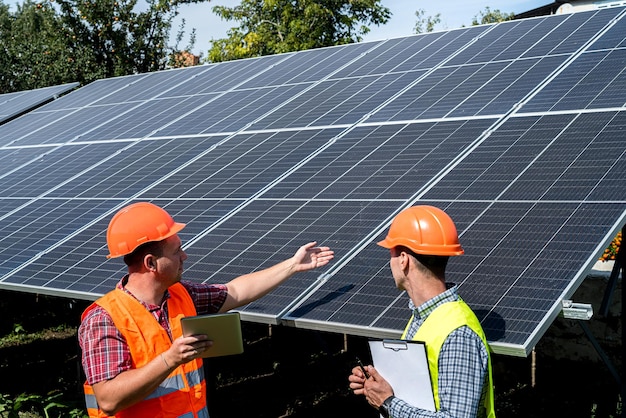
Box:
[180,312,244,358]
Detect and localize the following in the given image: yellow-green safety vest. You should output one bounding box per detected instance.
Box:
[402,300,496,417]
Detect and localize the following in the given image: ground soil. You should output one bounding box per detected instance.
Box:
[0,289,622,417]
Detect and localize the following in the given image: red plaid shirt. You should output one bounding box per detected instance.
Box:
[79,277,228,385]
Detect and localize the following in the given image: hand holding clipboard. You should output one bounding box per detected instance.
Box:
[368,339,435,412]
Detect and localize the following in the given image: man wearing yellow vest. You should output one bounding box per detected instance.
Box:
[349,205,495,418]
[78,202,334,417]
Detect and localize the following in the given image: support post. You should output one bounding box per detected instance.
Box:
[609,225,626,418]
[531,348,536,388]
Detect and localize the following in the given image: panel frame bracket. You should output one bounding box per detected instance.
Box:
[560,299,593,320]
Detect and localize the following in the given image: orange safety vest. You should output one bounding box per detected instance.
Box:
[402,300,496,418]
[82,283,208,418]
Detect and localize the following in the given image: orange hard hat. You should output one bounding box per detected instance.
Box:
[377,205,464,256]
[106,202,186,258]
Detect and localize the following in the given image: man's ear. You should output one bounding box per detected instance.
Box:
[144,254,157,272]
[399,250,410,271]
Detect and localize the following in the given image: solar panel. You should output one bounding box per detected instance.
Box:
[1,6,625,357]
[0,83,78,124]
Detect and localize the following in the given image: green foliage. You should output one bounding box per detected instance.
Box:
[590,395,622,417]
[12,323,26,335]
[413,8,441,34]
[0,324,27,347]
[53,0,178,78]
[0,391,87,418]
[472,6,515,25]
[0,324,73,347]
[0,0,203,93]
[0,0,86,92]
[207,0,391,63]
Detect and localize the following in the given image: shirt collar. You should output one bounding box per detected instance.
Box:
[409,283,459,321]
[117,274,171,312]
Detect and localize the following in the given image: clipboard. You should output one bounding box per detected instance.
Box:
[368,339,435,412]
[180,312,244,358]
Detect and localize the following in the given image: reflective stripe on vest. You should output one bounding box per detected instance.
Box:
[82,283,208,418]
[402,300,496,417]
[179,408,209,418]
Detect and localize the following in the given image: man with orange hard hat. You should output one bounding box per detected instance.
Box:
[78,201,334,417]
[349,205,495,418]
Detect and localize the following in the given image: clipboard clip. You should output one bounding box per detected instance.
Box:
[382,339,409,351]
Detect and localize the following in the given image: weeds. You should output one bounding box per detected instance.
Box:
[590,395,622,418]
[0,391,86,418]
[0,324,75,348]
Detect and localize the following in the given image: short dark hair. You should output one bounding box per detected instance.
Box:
[397,245,449,277]
[123,240,164,267]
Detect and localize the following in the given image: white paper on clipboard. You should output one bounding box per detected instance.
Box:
[368,339,435,412]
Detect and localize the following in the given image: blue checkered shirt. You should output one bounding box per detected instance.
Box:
[387,285,490,418]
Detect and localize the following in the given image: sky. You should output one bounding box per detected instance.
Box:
[173,0,551,56]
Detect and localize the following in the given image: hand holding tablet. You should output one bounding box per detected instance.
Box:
[180,312,244,358]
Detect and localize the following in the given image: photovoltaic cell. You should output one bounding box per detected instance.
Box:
[589,12,626,50]
[468,17,561,63]
[331,28,485,78]
[156,85,308,136]
[1,103,139,146]
[139,129,344,200]
[41,76,149,111]
[0,110,72,147]
[263,119,496,200]
[521,8,621,58]
[77,95,221,140]
[0,199,28,218]
[523,49,626,112]
[450,18,550,65]
[454,56,566,117]
[48,137,229,199]
[0,143,122,198]
[496,113,626,202]
[159,54,289,97]
[0,199,119,278]
[249,72,424,130]
[422,114,579,201]
[0,147,55,175]
[0,83,78,123]
[239,42,378,88]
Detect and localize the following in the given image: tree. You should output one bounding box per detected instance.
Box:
[472,6,514,25]
[0,0,202,93]
[54,0,187,78]
[413,8,441,34]
[0,2,13,89]
[0,0,92,92]
[207,0,391,63]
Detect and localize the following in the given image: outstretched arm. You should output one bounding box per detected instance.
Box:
[219,242,334,312]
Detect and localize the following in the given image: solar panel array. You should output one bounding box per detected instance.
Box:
[1,7,625,356]
[0,83,78,124]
